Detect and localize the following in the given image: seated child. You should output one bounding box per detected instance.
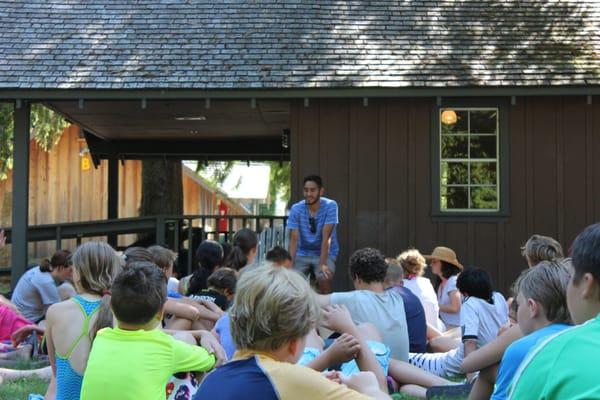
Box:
[384,259,427,353]
[318,248,410,362]
[491,261,571,400]
[265,246,293,268]
[188,268,236,311]
[80,261,217,400]
[195,265,391,400]
[510,223,600,399]
[409,267,508,378]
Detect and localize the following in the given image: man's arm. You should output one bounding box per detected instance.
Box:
[318,224,334,279]
[289,229,299,261]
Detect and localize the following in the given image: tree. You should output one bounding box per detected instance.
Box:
[0,103,69,180]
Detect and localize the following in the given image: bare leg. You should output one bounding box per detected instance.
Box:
[305,329,325,350]
[400,384,427,399]
[389,359,452,387]
[165,317,192,331]
[467,364,498,400]
[0,365,52,382]
[172,332,197,346]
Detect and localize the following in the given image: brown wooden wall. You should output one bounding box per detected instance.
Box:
[291,96,600,292]
[0,125,247,265]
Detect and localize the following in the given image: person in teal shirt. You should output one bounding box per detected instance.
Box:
[509,223,600,399]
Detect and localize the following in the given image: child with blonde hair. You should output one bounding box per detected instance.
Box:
[45,241,122,400]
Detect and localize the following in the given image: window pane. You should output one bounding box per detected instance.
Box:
[442,136,468,159]
[471,162,497,185]
[470,110,497,134]
[441,162,468,185]
[441,110,468,134]
[471,187,498,209]
[442,186,468,209]
[470,136,497,159]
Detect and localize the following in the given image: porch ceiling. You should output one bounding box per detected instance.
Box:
[46,99,290,141]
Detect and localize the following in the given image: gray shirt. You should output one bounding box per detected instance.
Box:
[11,266,60,322]
[331,289,410,361]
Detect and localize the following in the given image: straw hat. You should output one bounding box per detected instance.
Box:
[425,246,463,270]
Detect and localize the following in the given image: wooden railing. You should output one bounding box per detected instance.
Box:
[1,214,288,276]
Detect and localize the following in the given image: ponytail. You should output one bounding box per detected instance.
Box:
[223,246,248,271]
[90,293,114,341]
[223,228,258,271]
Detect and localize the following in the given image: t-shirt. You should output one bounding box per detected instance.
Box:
[287,197,339,258]
[438,275,461,327]
[387,286,427,353]
[509,314,600,399]
[80,327,216,400]
[194,351,372,400]
[491,323,570,400]
[403,277,442,330]
[11,266,60,322]
[331,289,409,361]
[443,292,508,374]
[189,289,229,311]
[214,313,236,360]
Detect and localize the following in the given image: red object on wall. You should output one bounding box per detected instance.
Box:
[218,200,229,233]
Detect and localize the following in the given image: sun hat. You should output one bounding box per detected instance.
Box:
[424,246,463,270]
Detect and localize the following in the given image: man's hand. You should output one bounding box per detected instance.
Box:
[324,333,360,365]
[318,264,333,280]
[321,304,356,334]
[198,330,227,367]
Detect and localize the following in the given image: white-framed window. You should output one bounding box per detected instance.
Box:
[439,108,499,212]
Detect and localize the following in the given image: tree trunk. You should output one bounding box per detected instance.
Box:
[140,159,183,216]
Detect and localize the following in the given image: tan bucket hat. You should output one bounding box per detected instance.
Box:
[425,246,463,270]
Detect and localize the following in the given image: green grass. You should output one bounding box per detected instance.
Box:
[0,377,48,400]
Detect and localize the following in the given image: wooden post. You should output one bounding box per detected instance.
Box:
[107,156,119,247]
[11,100,30,288]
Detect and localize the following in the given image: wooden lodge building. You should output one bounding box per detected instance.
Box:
[1,1,599,290]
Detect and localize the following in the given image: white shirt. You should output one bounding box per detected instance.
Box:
[438,275,461,327]
[403,277,443,330]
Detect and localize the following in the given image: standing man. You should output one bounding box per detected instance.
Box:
[287,175,339,294]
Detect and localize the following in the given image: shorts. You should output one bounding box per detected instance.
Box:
[293,256,336,279]
[298,340,391,376]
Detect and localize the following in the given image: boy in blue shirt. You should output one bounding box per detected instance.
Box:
[288,175,339,293]
[491,260,571,400]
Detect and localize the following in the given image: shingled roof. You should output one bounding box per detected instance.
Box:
[1,0,599,90]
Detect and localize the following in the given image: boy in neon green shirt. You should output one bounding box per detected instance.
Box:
[509,223,600,399]
[81,261,216,400]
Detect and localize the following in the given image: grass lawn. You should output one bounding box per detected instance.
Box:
[0,377,48,400]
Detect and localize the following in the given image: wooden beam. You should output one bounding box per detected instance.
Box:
[107,156,119,247]
[11,101,30,288]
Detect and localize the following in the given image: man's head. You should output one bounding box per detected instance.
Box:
[568,223,600,324]
[230,265,319,362]
[384,258,404,289]
[265,246,293,268]
[303,175,324,206]
[521,234,563,267]
[111,261,167,328]
[515,260,571,335]
[349,248,387,288]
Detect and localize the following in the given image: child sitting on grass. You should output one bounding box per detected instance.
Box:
[80,261,217,400]
[490,261,571,400]
[409,267,508,378]
[195,265,391,400]
[509,223,600,399]
[188,267,236,311]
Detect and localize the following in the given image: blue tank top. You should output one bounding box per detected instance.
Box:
[55,295,101,400]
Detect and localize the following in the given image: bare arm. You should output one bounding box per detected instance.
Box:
[322,305,388,393]
[317,294,331,308]
[319,224,334,272]
[164,298,221,323]
[461,324,523,373]
[288,229,298,261]
[439,290,461,314]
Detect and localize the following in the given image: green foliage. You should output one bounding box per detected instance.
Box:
[0,377,49,399]
[266,161,291,205]
[195,161,235,186]
[0,102,68,180]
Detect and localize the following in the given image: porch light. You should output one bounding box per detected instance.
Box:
[175,116,207,121]
[441,109,457,125]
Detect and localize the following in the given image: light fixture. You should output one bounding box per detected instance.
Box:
[441,109,457,125]
[175,116,207,121]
